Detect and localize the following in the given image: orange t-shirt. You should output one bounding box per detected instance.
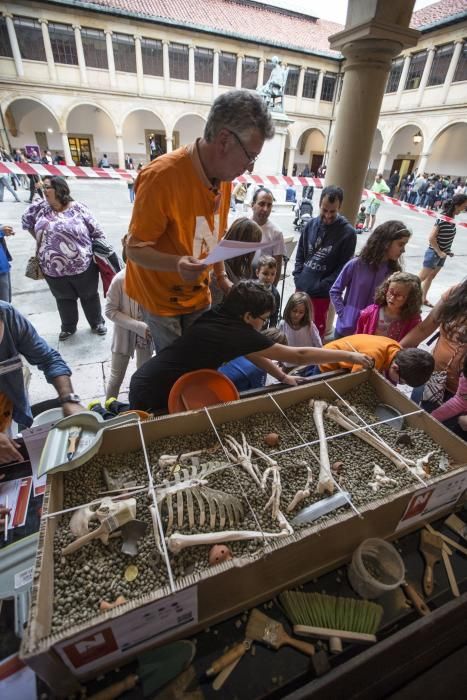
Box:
[319,334,401,373]
[125,144,231,316]
[0,392,13,433]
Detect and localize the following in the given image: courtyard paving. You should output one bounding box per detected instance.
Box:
[1,178,466,407]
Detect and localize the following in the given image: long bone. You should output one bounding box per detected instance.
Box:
[310,399,335,495]
[167,510,293,554]
[327,404,434,478]
[225,433,262,485]
[287,467,313,512]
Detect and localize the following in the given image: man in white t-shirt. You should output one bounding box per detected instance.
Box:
[250,187,286,285]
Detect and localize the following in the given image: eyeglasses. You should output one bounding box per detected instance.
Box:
[227,129,259,165]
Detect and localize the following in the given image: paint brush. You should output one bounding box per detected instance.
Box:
[67,426,82,461]
[245,608,315,656]
[4,495,8,542]
[62,506,135,555]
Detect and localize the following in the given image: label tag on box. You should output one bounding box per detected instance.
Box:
[14,566,34,590]
[395,469,467,532]
[55,586,198,676]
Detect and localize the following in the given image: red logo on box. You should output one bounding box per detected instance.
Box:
[62,628,118,668]
[402,490,434,520]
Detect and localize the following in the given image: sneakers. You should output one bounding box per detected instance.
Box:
[87,400,112,419]
[105,397,129,414]
[92,323,107,335]
[59,329,76,341]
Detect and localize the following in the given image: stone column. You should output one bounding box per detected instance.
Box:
[165,136,173,153]
[105,30,116,88]
[377,151,389,175]
[39,19,57,82]
[314,70,324,112]
[116,133,125,169]
[188,44,195,98]
[134,34,144,95]
[73,25,88,86]
[286,146,296,176]
[416,47,435,106]
[257,58,265,89]
[441,40,464,103]
[4,14,24,77]
[235,54,243,89]
[295,66,305,112]
[417,152,431,175]
[163,41,170,94]
[60,132,74,166]
[395,54,411,109]
[325,4,419,223]
[212,49,219,99]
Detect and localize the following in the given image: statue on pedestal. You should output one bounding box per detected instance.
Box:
[257,56,288,112]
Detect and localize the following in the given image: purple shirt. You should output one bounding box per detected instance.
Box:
[330,257,391,337]
[22,200,105,277]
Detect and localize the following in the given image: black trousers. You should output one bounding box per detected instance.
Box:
[45,261,103,332]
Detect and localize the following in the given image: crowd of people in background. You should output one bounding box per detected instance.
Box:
[0,89,466,471]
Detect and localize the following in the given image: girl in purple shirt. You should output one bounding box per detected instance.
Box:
[330,220,411,338]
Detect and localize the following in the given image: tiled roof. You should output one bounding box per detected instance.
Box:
[410,0,467,29]
[50,0,343,57]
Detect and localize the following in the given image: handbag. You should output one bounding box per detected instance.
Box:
[91,238,123,297]
[25,232,44,280]
[422,349,456,406]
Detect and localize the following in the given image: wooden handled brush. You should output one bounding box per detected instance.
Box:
[279,591,383,654]
[62,507,135,556]
[420,530,443,596]
[245,609,315,656]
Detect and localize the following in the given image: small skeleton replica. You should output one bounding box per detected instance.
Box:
[150,435,292,555]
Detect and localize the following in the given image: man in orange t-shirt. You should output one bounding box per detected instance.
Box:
[125,90,275,352]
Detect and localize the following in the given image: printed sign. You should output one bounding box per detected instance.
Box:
[55,586,198,676]
[14,566,34,590]
[395,470,467,532]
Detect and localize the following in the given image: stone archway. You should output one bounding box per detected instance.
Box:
[426,121,467,177]
[295,127,326,176]
[385,124,426,180]
[121,108,167,165]
[66,103,117,166]
[171,113,206,148]
[4,97,61,156]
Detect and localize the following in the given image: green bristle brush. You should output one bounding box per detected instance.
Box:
[279,590,383,653]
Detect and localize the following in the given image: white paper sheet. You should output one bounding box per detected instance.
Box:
[203,238,275,265]
[22,420,57,496]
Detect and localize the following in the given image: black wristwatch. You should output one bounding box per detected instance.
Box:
[58,393,81,404]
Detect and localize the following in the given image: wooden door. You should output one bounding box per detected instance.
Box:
[68,137,93,166]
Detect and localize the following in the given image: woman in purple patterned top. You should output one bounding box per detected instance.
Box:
[22,176,107,340]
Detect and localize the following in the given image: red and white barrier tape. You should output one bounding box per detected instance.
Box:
[1,162,464,228]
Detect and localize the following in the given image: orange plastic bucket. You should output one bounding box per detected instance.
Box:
[119,409,152,421]
[168,369,240,414]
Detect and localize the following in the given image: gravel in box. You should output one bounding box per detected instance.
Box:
[50,382,452,633]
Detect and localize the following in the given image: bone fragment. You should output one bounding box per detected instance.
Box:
[369,464,398,492]
[310,399,335,495]
[100,595,126,611]
[225,434,262,485]
[287,467,313,512]
[69,506,96,538]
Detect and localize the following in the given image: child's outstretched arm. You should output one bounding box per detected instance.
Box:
[248,356,301,386]
[248,344,374,369]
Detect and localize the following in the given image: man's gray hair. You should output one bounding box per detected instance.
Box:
[204,90,275,142]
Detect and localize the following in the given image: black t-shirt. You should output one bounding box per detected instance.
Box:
[129,308,274,411]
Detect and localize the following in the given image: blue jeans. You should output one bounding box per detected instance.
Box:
[0,271,11,302]
[143,306,209,353]
[0,176,20,202]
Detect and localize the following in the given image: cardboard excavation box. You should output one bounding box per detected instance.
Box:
[21,371,467,695]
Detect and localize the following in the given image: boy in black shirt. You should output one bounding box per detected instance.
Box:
[129,281,373,411]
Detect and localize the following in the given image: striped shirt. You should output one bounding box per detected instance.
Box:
[430,218,456,253]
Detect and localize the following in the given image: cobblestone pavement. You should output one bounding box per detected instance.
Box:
[2,179,466,407]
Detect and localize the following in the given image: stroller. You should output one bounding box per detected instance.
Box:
[293,198,313,233]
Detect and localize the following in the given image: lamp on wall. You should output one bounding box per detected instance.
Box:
[413,130,422,145]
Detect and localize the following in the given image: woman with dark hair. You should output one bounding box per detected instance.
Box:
[330,220,411,337]
[22,176,107,340]
[418,194,467,307]
[401,278,467,413]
